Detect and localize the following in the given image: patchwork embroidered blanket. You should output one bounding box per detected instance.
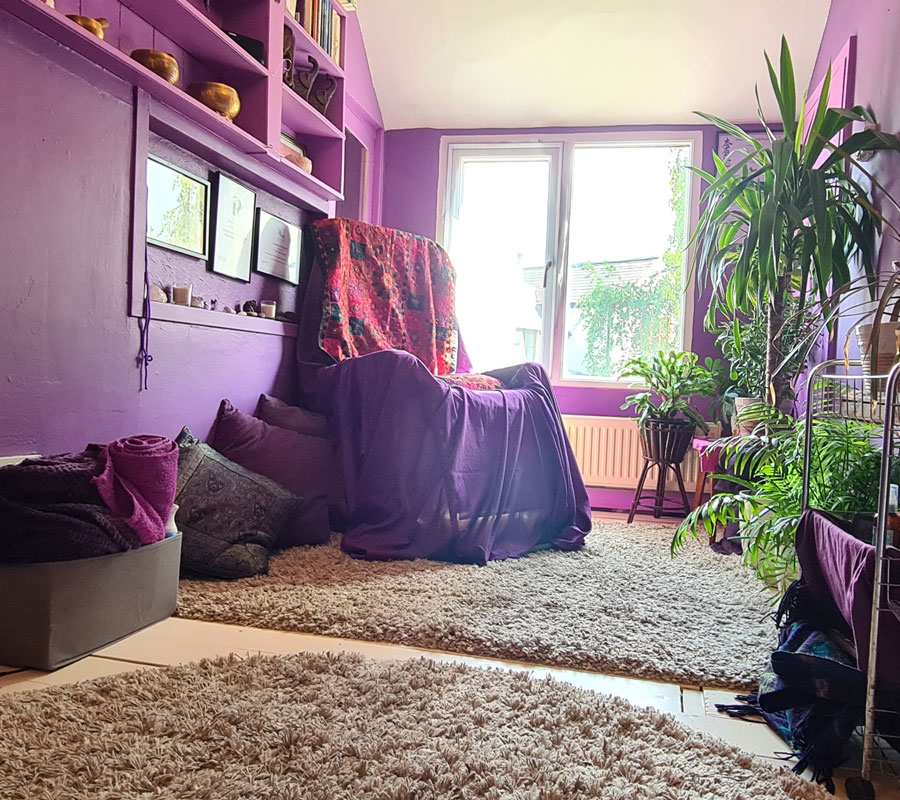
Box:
[311,218,458,376]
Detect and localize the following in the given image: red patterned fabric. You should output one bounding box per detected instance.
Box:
[439,373,504,391]
[312,219,457,376]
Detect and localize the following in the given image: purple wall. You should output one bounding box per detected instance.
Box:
[381,125,722,415]
[812,0,900,273]
[0,8,384,457]
[342,13,384,224]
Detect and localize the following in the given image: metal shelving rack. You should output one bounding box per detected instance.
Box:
[802,359,900,799]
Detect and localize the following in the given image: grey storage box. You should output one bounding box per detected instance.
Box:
[0,532,182,671]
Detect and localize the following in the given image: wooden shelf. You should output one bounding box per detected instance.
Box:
[147,301,299,337]
[117,0,268,76]
[2,0,270,155]
[281,83,343,140]
[283,9,344,79]
[268,152,343,200]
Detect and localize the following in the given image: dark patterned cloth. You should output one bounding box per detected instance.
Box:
[311,218,459,376]
[717,589,869,792]
[0,450,142,562]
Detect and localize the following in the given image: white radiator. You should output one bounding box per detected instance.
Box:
[562,415,717,490]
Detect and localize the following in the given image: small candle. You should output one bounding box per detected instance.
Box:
[260,302,276,319]
[172,285,192,306]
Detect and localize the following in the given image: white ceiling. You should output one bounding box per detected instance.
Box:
[357,0,831,131]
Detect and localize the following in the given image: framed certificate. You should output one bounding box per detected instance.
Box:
[146,156,209,259]
[210,172,256,282]
[254,210,301,285]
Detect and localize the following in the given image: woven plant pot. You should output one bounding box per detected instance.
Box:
[639,418,695,465]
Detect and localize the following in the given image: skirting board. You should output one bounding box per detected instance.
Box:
[0,454,39,467]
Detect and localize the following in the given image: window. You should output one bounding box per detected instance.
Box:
[440,134,700,383]
[442,145,561,373]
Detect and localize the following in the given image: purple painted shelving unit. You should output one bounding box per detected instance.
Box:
[0,0,347,205]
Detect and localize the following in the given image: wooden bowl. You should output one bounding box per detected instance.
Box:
[186,82,241,121]
[66,15,109,40]
[130,49,180,85]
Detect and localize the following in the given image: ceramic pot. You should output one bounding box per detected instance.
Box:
[732,397,763,436]
[66,15,109,39]
[187,82,241,121]
[131,49,180,85]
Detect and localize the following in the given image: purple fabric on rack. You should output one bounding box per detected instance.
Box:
[93,435,178,545]
[796,509,900,693]
[302,349,591,563]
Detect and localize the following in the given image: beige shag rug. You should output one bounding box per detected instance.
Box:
[0,652,826,800]
[179,522,776,689]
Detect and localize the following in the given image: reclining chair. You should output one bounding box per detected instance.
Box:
[295,218,590,564]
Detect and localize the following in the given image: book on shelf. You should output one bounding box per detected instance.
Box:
[286,0,298,19]
[295,0,342,66]
[330,8,341,64]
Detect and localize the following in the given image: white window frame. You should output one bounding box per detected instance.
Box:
[437,131,704,386]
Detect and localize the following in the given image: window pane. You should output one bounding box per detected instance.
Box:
[564,144,690,381]
[446,157,551,372]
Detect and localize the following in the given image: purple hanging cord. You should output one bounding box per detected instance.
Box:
[137,244,153,390]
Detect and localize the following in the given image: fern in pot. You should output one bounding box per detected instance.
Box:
[620,350,716,464]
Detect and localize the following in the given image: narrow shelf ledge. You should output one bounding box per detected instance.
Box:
[144,301,299,337]
[118,0,268,77]
[281,83,343,140]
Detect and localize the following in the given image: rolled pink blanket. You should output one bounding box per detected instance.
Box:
[93,435,178,545]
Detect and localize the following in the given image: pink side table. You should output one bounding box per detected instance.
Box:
[691,437,724,509]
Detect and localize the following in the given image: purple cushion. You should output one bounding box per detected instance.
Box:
[254,395,347,524]
[255,394,331,438]
[212,400,337,529]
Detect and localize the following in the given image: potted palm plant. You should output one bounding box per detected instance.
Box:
[620,350,716,465]
[691,37,900,404]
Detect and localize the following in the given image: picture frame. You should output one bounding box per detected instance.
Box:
[146,156,210,259]
[715,130,771,169]
[253,210,302,285]
[209,172,256,282]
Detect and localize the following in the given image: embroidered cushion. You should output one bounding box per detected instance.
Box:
[174,428,328,578]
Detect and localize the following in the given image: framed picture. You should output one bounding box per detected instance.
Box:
[146,156,210,259]
[209,172,256,282]
[715,131,771,169]
[254,210,302,285]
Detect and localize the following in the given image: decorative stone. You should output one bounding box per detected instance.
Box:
[149,284,168,303]
[222,306,235,314]
[247,311,259,317]
[282,311,297,323]
[237,311,247,316]
[190,297,205,309]
[243,300,258,314]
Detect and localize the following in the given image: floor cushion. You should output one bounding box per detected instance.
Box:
[175,428,328,578]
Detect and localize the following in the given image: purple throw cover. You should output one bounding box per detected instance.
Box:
[302,349,591,563]
[92,435,179,545]
[0,450,142,562]
[796,509,900,692]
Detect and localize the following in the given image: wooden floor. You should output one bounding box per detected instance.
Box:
[1,513,897,799]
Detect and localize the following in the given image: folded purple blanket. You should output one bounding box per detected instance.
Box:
[93,436,178,545]
[0,450,142,562]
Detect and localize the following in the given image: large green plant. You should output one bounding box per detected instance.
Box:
[620,350,716,432]
[691,37,900,403]
[672,404,882,595]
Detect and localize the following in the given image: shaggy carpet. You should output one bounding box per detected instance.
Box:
[179,522,776,689]
[0,652,826,800]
